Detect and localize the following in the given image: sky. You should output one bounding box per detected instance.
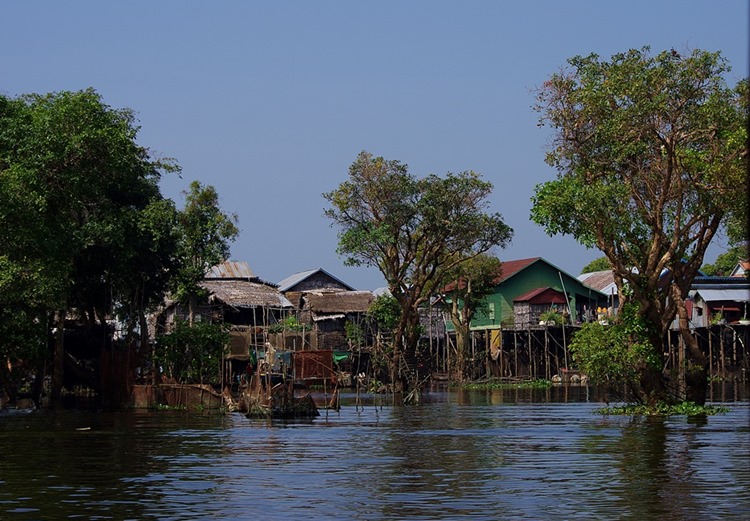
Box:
[2,1,748,290]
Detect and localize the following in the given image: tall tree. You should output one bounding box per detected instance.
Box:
[324,151,512,388]
[171,181,239,324]
[531,48,748,405]
[0,89,179,402]
[442,254,502,380]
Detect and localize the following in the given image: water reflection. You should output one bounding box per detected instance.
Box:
[1,386,748,520]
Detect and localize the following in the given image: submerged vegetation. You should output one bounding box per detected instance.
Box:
[458,378,553,391]
[595,401,730,417]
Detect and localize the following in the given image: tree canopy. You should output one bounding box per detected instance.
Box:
[0,89,239,402]
[531,47,748,404]
[324,151,512,387]
[0,89,184,400]
[701,244,748,276]
[580,256,612,274]
[169,181,239,323]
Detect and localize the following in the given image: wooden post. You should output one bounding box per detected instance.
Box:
[544,327,550,381]
[678,334,685,401]
[514,329,518,378]
[708,327,713,379]
[720,326,726,378]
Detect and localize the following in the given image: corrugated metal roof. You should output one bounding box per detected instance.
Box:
[277,268,354,292]
[494,257,540,283]
[578,270,618,294]
[694,288,750,303]
[513,287,566,304]
[277,269,319,291]
[205,260,256,279]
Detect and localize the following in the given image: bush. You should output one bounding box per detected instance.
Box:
[155,319,229,384]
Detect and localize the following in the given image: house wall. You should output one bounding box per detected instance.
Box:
[471,261,604,329]
[290,272,351,292]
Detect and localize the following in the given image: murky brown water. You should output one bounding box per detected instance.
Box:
[1,385,748,520]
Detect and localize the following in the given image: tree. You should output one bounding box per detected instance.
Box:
[0,89,179,402]
[170,181,239,324]
[442,254,502,380]
[152,181,238,386]
[701,244,748,276]
[155,319,229,384]
[581,256,611,274]
[531,48,748,405]
[324,151,512,388]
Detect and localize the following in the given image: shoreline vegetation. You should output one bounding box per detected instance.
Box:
[455,377,734,416]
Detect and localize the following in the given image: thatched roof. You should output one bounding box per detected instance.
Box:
[201,279,292,309]
[303,291,374,314]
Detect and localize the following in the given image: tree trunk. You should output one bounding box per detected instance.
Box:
[672,284,708,405]
[51,310,66,400]
[0,361,18,404]
[450,298,472,382]
[454,327,467,381]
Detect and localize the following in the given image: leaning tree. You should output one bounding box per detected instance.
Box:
[324,151,512,388]
[531,47,748,404]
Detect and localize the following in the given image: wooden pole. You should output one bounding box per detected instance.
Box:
[544,327,550,381]
[720,326,726,378]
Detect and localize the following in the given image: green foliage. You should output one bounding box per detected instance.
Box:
[539,309,566,325]
[581,256,611,274]
[443,254,501,322]
[595,402,729,416]
[155,319,229,384]
[443,254,502,379]
[324,151,512,367]
[0,88,183,399]
[701,244,748,276]
[171,181,239,312]
[268,315,304,333]
[344,320,364,346]
[532,46,747,289]
[569,300,660,396]
[532,47,748,401]
[367,294,401,331]
[460,379,552,390]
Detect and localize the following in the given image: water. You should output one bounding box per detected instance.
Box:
[1,387,748,520]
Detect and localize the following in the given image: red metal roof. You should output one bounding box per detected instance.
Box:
[494,257,541,284]
[513,286,566,304]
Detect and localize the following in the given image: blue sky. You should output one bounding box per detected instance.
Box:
[2,1,748,290]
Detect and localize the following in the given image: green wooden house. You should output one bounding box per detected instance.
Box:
[450,257,608,331]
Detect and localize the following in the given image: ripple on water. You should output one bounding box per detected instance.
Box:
[1,399,749,520]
